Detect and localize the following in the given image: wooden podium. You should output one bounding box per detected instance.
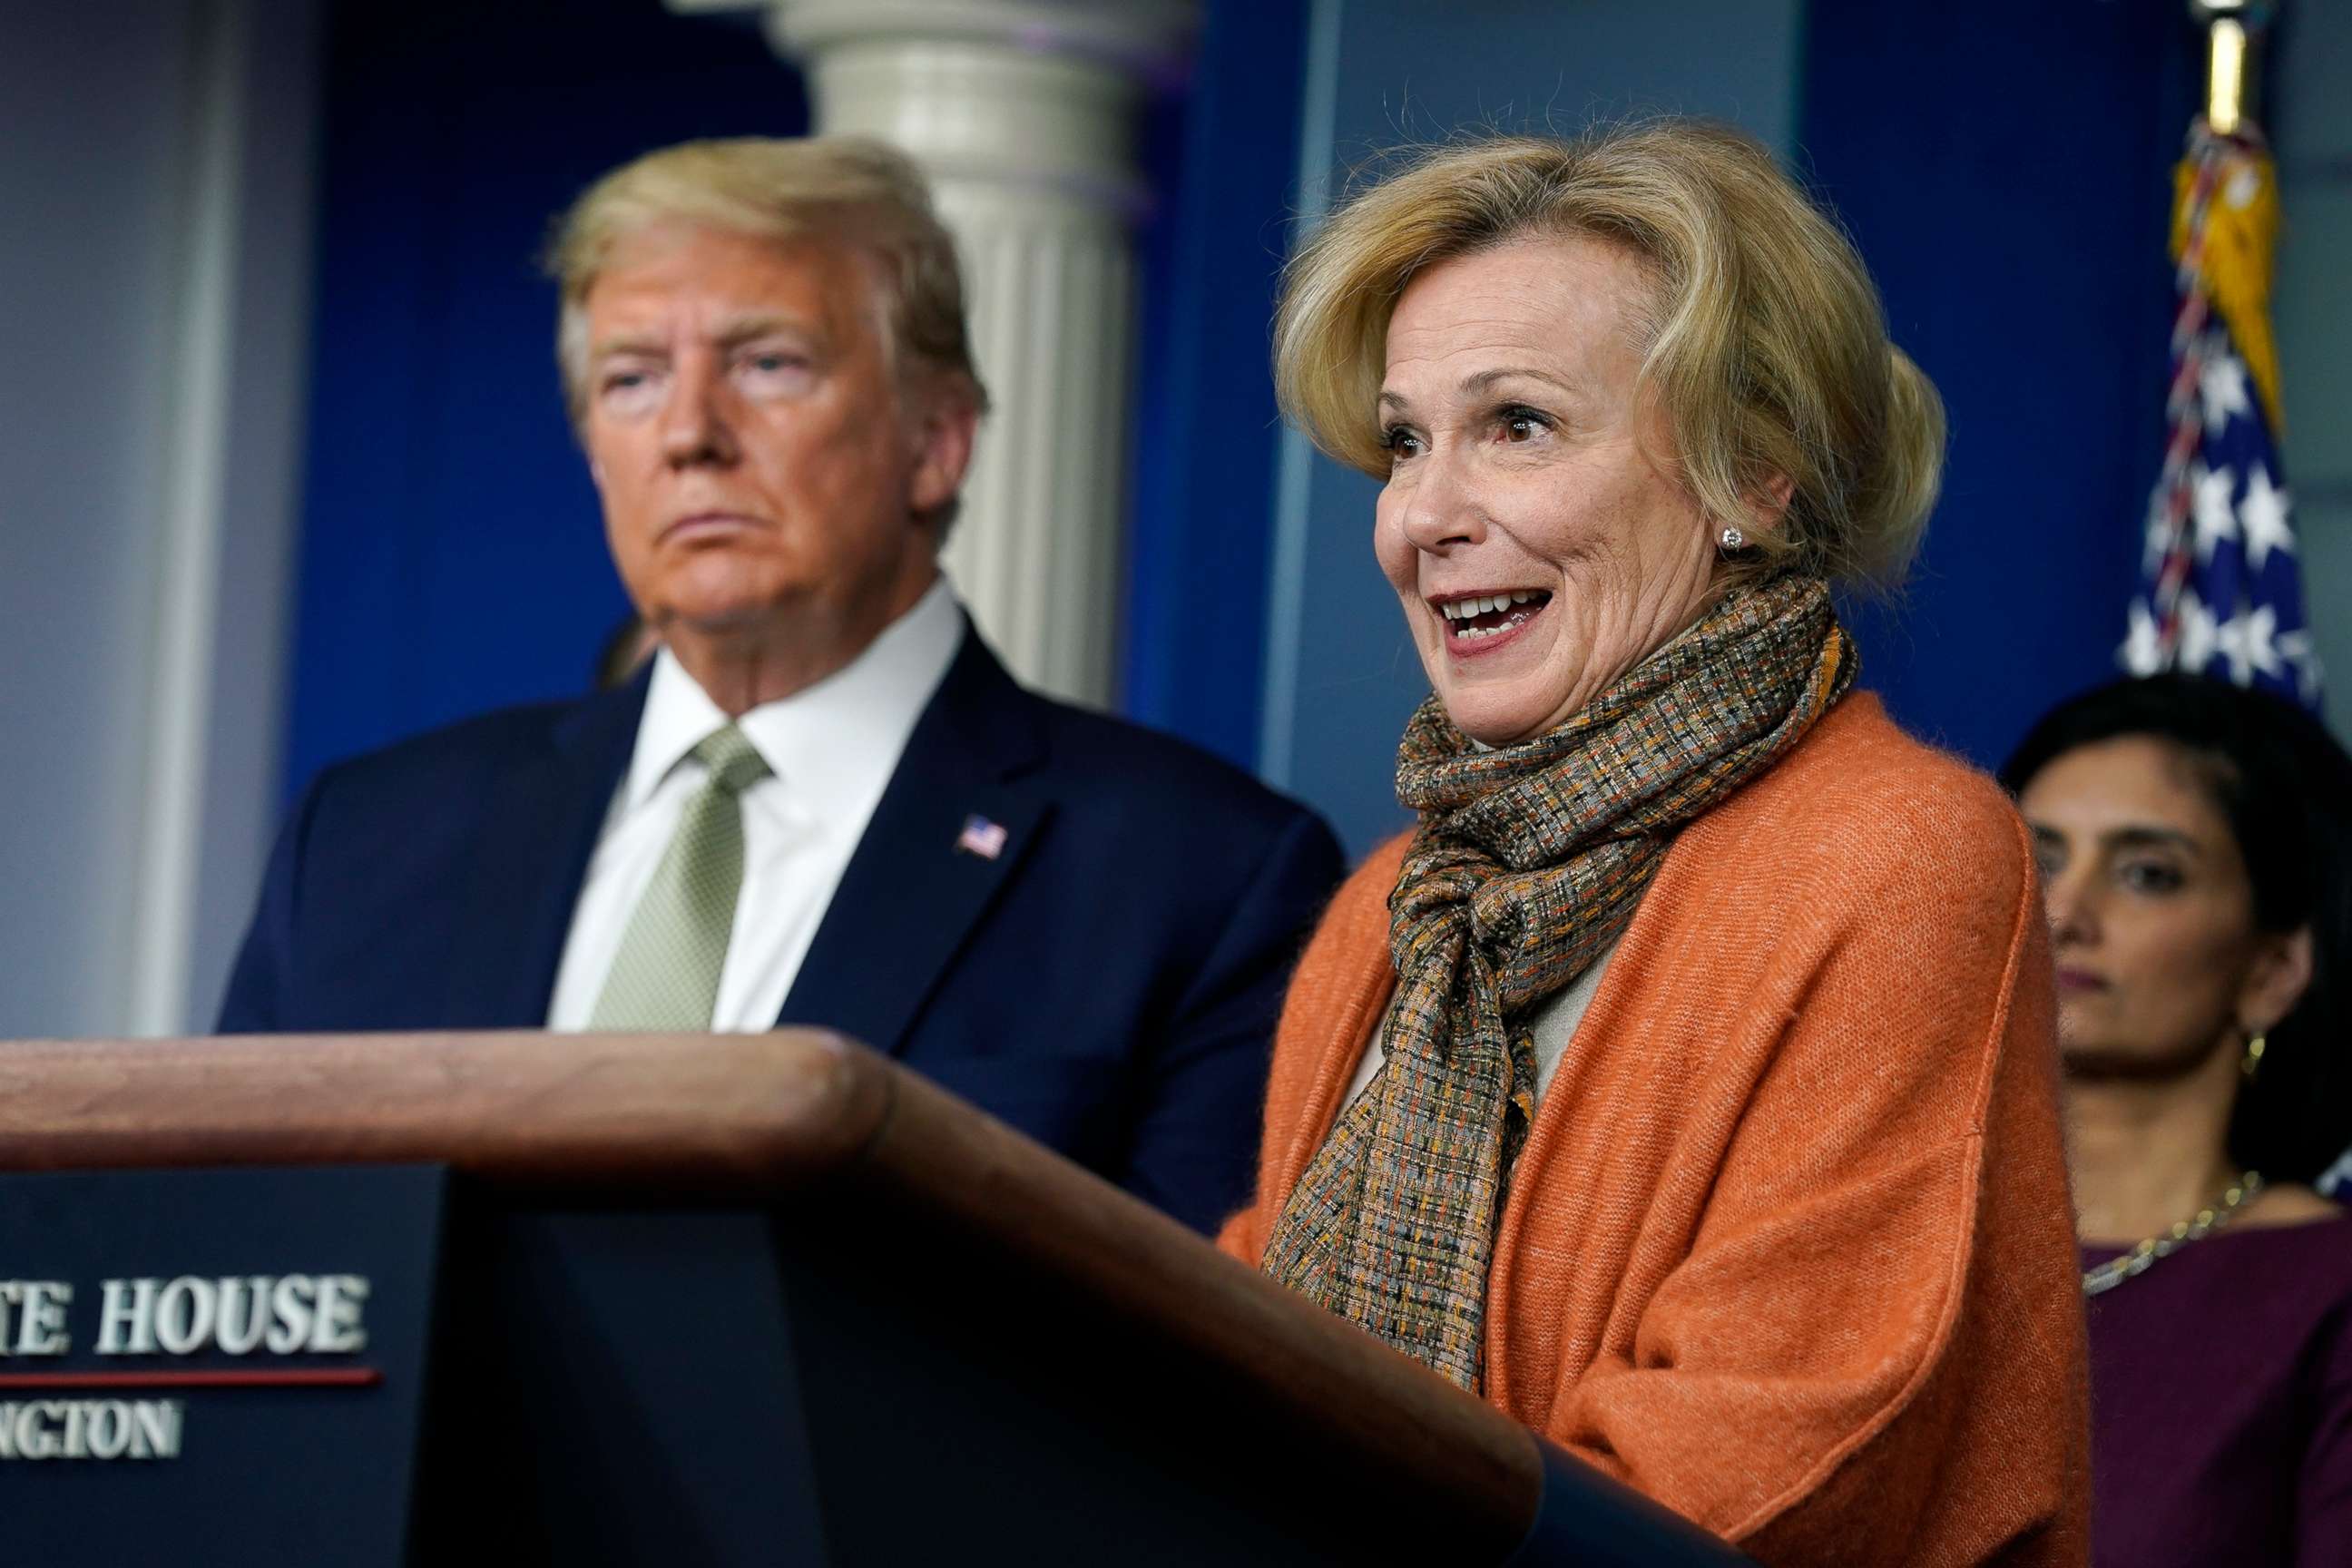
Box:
[0,1031,1747,1564]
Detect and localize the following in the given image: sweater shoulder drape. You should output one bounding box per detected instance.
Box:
[1219,694,2091,1567]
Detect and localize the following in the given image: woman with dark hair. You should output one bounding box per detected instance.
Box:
[2003,674,2352,1568]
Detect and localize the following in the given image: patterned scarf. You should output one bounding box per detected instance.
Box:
[1260,573,1857,1390]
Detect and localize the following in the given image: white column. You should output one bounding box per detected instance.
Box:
[132,0,319,1034]
[762,0,1195,708]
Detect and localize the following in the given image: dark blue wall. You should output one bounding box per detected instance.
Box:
[283,0,805,802]
[284,0,2216,826]
[1801,0,2199,769]
[284,0,1301,798]
[1121,0,1311,770]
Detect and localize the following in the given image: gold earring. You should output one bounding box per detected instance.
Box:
[2241,1032,2269,1079]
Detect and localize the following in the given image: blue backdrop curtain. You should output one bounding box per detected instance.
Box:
[283,0,806,803]
[1800,0,2200,768]
[282,0,1295,800]
[284,0,2209,813]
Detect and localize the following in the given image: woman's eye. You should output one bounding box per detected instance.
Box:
[1380,426,1424,460]
[1498,406,1551,443]
[2119,860,2184,894]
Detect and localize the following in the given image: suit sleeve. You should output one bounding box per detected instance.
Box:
[214,772,329,1034]
[1116,808,1344,1235]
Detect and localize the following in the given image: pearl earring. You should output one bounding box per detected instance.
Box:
[1718,525,1747,553]
[2242,1031,2268,1079]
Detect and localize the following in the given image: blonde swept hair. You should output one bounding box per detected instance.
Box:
[544,136,988,426]
[1274,121,1945,591]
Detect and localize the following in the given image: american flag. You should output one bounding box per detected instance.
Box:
[2122,122,2319,709]
[955,814,1009,860]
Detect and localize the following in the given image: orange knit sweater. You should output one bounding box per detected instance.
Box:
[1220,696,2090,1565]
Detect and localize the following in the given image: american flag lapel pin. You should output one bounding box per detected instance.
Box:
[955,813,1009,860]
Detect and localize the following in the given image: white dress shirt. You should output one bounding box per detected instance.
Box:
[546,579,964,1032]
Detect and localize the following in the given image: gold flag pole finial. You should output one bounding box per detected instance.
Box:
[2190,0,2276,136]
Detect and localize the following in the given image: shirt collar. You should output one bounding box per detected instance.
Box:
[622,576,964,819]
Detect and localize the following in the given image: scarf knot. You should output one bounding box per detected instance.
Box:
[1263,574,1856,1389]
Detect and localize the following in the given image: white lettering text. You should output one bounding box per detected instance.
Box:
[96,1279,159,1354]
[0,1400,182,1461]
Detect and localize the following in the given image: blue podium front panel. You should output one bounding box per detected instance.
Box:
[0,1165,446,1563]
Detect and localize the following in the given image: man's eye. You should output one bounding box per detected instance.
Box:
[597,368,662,411]
[599,362,661,391]
[740,351,806,376]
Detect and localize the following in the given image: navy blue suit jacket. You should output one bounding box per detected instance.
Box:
[218,628,1345,1233]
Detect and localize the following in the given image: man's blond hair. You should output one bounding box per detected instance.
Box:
[544,136,989,426]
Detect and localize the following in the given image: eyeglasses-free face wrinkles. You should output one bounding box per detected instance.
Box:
[580,223,969,708]
[1372,234,1720,748]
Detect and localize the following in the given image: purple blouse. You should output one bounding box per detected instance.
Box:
[2083,1210,2352,1567]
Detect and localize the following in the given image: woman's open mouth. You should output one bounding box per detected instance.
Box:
[1434,590,1552,656]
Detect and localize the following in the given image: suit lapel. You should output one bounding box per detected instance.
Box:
[780,626,1052,1056]
[444,671,647,1028]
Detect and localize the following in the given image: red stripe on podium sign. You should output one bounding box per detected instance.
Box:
[0,1368,382,1390]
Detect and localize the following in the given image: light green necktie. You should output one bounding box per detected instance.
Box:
[588,725,771,1031]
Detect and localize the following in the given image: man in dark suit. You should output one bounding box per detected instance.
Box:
[218,137,1343,1235]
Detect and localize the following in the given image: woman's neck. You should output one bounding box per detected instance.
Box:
[2065,1056,2240,1245]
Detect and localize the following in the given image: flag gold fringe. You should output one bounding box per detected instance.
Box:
[2171,138,2286,434]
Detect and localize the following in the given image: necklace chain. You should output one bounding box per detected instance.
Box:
[2081,1171,2265,1297]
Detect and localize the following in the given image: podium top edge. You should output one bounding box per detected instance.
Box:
[0,1028,891,1191]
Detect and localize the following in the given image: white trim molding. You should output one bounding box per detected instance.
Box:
[126,0,320,1034]
[128,0,251,1035]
